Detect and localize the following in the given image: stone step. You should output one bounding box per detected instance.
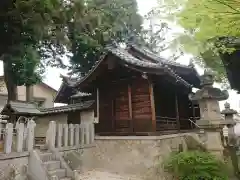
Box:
[48,169,66,179]
[40,152,56,162]
[44,161,61,171]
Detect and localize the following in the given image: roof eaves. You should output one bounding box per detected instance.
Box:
[162,64,192,88]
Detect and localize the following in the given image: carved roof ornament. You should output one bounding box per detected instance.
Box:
[189,70,229,101]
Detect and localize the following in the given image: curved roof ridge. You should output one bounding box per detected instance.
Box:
[128,44,193,69]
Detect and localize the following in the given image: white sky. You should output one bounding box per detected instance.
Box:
[0,0,239,111]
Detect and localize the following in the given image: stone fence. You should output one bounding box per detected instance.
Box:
[0,120,94,155]
[46,121,95,150]
[0,120,36,154]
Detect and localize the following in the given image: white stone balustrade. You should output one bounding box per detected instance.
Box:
[46,121,95,149]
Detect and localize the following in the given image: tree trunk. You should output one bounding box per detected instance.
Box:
[26,85,33,102]
[3,60,17,102]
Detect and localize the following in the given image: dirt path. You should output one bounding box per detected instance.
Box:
[77,170,142,180]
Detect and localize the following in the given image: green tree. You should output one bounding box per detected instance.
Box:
[0,0,70,101]
[68,0,143,76]
[157,0,240,82]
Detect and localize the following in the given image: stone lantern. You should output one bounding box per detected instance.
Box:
[189,70,229,156]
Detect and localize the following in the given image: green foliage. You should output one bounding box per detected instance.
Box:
[0,0,70,100]
[164,151,229,180]
[159,0,240,50]
[68,0,143,75]
[157,0,240,82]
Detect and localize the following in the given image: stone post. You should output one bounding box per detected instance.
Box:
[57,124,63,148]
[16,123,24,152]
[69,124,74,146]
[75,124,80,146]
[63,124,69,147]
[90,123,95,144]
[4,123,13,154]
[80,124,85,146]
[189,70,229,156]
[47,121,56,149]
[85,124,90,145]
[27,120,36,151]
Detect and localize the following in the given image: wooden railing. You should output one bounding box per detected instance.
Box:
[97,116,200,134]
[156,116,199,131]
[156,116,177,131]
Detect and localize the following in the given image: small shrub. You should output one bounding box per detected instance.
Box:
[164,151,229,180]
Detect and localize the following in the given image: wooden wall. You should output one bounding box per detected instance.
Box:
[95,74,153,134]
[131,78,152,132]
[114,81,131,132]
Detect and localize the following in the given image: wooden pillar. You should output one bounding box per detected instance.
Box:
[128,84,133,132]
[175,92,180,131]
[128,85,133,119]
[149,82,156,131]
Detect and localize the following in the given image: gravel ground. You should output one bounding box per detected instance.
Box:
[77,170,142,180]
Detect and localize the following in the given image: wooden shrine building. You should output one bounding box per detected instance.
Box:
[55,44,201,135]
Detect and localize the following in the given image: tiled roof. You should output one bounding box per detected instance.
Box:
[107,46,192,88]
[75,46,192,87]
[2,101,42,115]
[129,44,193,69]
[55,44,203,93]
[1,100,94,115]
[40,100,94,114]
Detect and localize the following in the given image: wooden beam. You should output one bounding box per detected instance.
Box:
[175,92,180,131]
[149,82,156,131]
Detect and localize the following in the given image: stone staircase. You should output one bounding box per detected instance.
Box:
[40,151,73,180]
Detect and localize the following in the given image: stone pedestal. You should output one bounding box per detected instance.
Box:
[189,70,229,156]
[202,130,224,157]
